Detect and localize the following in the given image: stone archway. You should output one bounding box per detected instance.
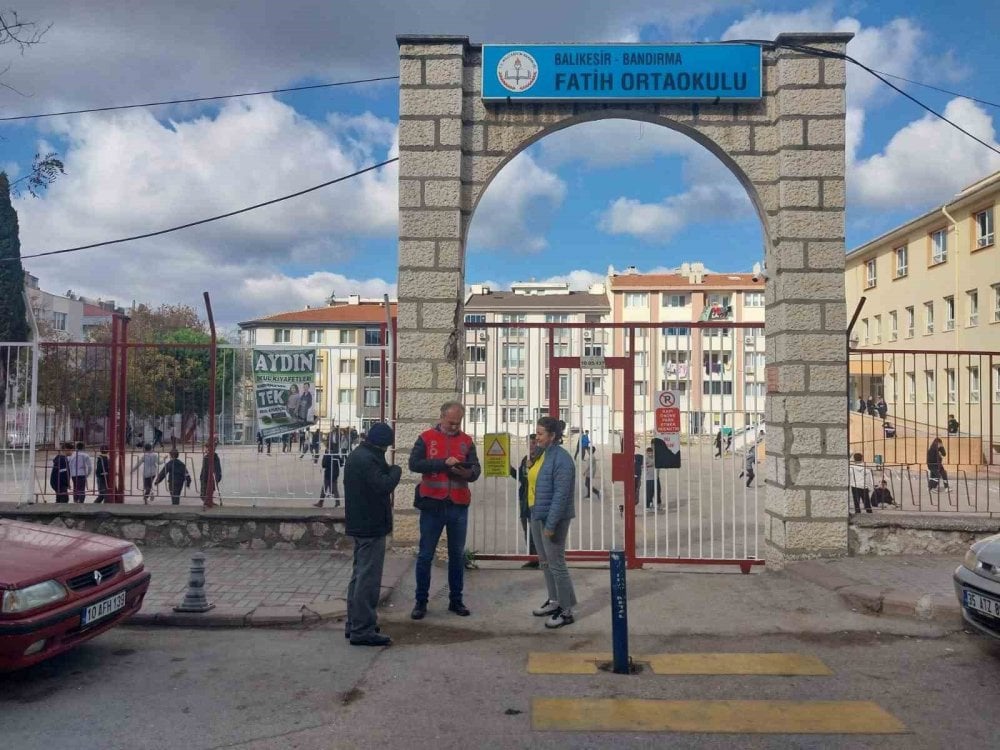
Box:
[395,33,852,564]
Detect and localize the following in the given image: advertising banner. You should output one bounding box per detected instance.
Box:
[252,349,317,439]
[482,44,762,102]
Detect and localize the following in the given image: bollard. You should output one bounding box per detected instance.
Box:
[609,549,629,675]
[173,552,215,613]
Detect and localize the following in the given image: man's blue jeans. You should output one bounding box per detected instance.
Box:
[415,502,468,605]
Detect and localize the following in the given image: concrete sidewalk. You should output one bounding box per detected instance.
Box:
[128,548,412,627]
[786,554,964,623]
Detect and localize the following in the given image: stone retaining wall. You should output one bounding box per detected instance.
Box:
[850,513,1000,555]
[0,505,350,550]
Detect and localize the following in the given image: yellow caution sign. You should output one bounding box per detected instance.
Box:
[483,433,510,478]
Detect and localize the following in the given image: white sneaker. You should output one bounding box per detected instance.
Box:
[545,609,575,629]
[532,599,559,617]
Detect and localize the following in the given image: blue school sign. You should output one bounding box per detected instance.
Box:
[481,44,762,102]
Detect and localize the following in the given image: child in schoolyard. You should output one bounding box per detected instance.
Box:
[133,443,160,504]
[156,449,192,505]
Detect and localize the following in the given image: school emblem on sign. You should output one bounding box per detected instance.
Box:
[497,51,538,93]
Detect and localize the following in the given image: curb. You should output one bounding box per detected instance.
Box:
[126,556,412,629]
[786,560,962,624]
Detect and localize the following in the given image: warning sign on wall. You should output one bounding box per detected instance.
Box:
[483,433,511,478]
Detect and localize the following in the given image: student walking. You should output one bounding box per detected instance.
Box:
[740,449,756,488]
[315,451,341,508]
[200,444,222,509]
[849,452,872,514]
[68,441,93,503]
[50,443,72,503]
[155,449,192,505]
[94,446,110,503]
[133,443,159,504]
[927,437,950,491]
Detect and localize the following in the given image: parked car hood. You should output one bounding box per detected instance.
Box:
[976,534,1000,568]
[0,520,130,589]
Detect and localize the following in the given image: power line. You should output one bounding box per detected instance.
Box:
[14,157,398,263]
[726,39,1000,159]
[0,75,399,122]
[871,70,1000,110]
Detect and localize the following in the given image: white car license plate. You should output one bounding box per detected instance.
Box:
[81,590,127,626]
[964,590,1000,619]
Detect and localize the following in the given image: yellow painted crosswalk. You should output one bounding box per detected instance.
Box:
[526,651,907,736]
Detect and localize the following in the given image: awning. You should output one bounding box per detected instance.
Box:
[849,359,889,376]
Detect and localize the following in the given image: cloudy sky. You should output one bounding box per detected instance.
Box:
[3,1,999,327]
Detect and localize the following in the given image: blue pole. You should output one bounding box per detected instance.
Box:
[610,548,629,674]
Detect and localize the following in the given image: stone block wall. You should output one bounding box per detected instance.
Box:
[396,33,853,563]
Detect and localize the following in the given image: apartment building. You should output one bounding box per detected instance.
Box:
[845,170,1000,437]
[608,262,766,436]
[24,273,118,341]
[238,296,396,434]
[462,281,612,440]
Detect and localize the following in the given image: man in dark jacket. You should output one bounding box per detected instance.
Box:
[510,435,539,568]
[344,422,401,647]
[199,444,222,508]
[156,449,191,505]
[50,443,73,503]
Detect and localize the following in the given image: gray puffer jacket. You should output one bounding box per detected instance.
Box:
[529,444,576,531]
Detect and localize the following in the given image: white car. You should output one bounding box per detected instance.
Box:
[954,533,1000,639]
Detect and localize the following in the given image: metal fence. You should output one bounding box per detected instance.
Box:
[849,347,999,514]
[462,321,765,568]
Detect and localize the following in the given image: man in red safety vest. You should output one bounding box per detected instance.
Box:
[408,400,481,620]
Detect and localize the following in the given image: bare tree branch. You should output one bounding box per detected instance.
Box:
[0,9,51,52]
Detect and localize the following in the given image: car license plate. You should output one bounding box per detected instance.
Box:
[81,590,127,626]
[964,589,1000,619]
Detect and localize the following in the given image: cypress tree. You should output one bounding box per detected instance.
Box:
[0,172,29,343]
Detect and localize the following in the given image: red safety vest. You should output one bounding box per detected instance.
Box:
[418,428,473,505]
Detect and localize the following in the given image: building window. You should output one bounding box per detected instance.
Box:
[865,259,877,288]
[468,407,486,423]
[975,207,995,248]
[502,344,525,368]
[930,229,947,265]
[662,293,689,307]
[744,291,765,308]
[634,381,648,397]
[634,351,647,367]
[364,328,382,346]
[501,406,528,424]
[246,329,257,345]
[702,381,734,396]
[339,330,353,345]
[583,344,603,358]
[905,372,916,403]
[338,389,354,405]
[52,312,68,331]
[993,365,1000,402]
[464,314,486,325]
[465,376,486,396]
[993,284,1000,323]
[363,387,381,407]
[501,313,527,338]
[274,329,291,343]
[465,345,486,363]
[339,360,355,375]
[925,370,936,404]
[583,376,603,396]
[501,374,526,400]
[872,314,881,344]
[894,246,908,277]
[545,313,570,338]
[306,330,324,344]
[889,311,898,342]
[924,302,934,334]
[363,357,381,377]
[544,374,570,400]
[944,296,955,331]
[967,290,979,327]
[945,368,956,404]
[662,327,690,336]
[544,342,569,366]
[624,292,648,308]
[905,306,915,338]
[969,366,980,404]
[861,318,869,346]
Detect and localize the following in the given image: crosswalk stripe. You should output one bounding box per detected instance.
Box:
[532,699,907,734]
[527,652,832,676]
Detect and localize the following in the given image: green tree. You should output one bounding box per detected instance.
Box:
[0,172,29,413]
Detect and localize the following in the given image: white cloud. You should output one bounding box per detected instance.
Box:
[536,269,607,291]
[851,98,1000,209]
[240,272,396,321]
[537,119,701,170]
[598,182,750,242]
[467,151,566,253]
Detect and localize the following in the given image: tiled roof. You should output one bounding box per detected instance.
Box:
[610,273,762,290]
[240,303,396,327]
[464,292,610,311]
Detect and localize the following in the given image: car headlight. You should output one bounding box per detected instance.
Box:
[963,548,979,571]
[122,546,144,573]
[1,580,68,614]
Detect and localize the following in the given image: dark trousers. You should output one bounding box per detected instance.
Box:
[645,478,661,508]
[415,502,468,605]
[142,476,154,502]
[519,515,537,555]
[745,468,755,487]
[72,475,87,503]
[55,491,69,503]
[347,535,387,639]
[95,476,108,503]
[851,487,872,513]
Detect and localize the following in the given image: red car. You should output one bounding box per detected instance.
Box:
[0,519,151,672]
